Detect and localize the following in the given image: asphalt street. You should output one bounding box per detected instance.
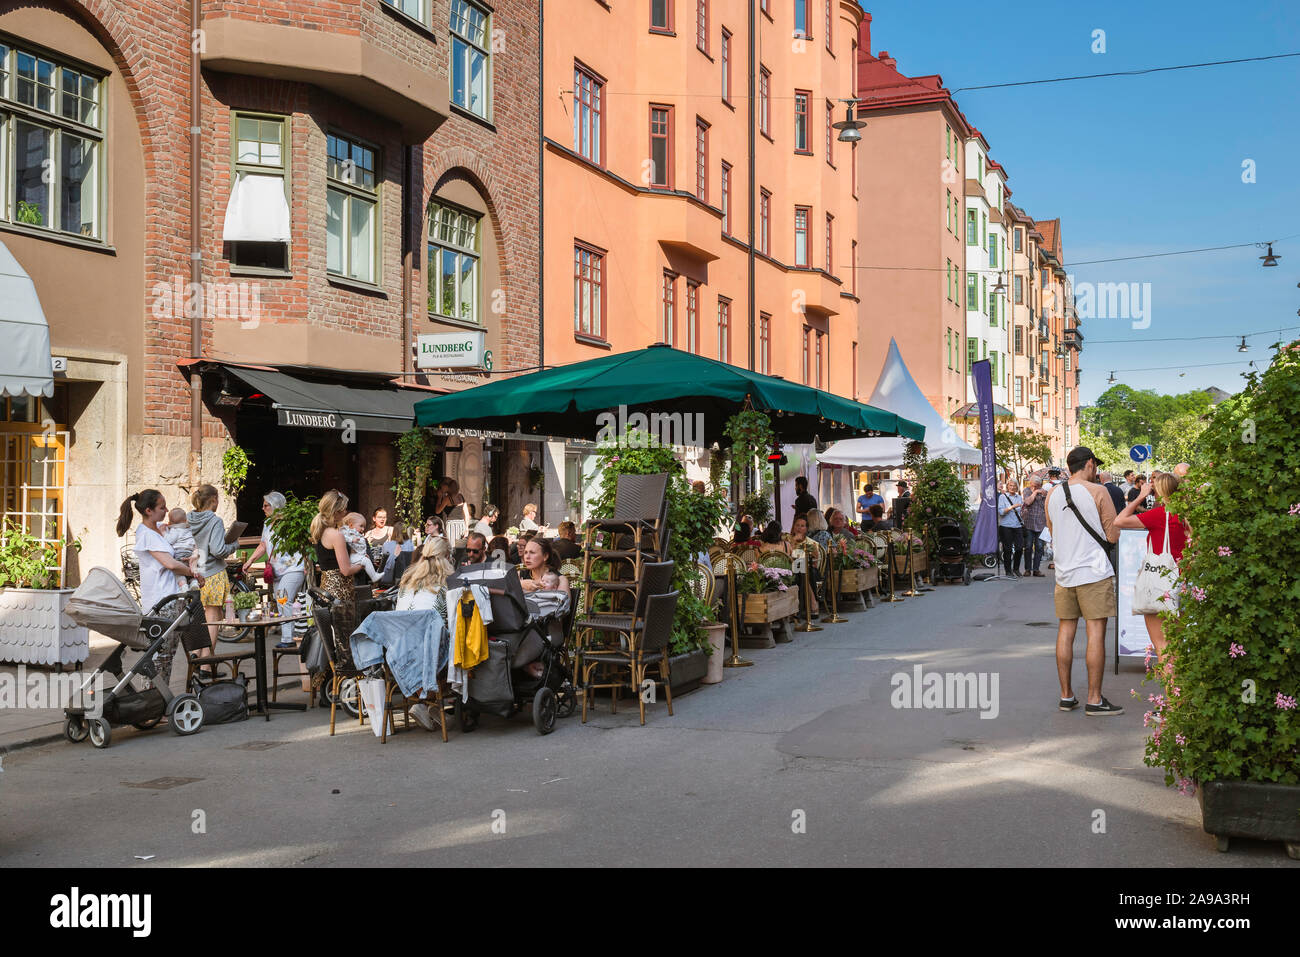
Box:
[2,573,1295,867]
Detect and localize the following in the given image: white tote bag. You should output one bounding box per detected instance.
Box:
[1132,511,1180,615]
[358,676,388,738]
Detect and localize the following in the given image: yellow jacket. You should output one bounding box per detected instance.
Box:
[454,592,489,670]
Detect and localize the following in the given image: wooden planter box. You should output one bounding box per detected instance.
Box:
[892,549,927,576]
[741,588,799,623]
[0,587,89,667]
[1199,779,1300,858]
[669,648,709,695]
[832,567,878,594]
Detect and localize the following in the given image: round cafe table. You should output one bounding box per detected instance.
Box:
[211,613,312,720]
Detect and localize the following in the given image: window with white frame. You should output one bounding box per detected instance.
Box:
[384,0,430,26]
[428,200,481,324]
[573,63,602,165]
[450,0,491,119]
[326,132,379,284]
[0,40,104,239]
[229,112,290,270]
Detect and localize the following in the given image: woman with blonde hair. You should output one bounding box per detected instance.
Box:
[1114,472,1189,659]
[311,490,366,671]
[187,483,237,651]
[805,508,831,550]
[394,536,453,731]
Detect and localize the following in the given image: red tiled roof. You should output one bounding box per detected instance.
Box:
[1035,218,1061,259]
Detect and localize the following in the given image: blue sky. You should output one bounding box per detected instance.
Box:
[859,0,1300,405]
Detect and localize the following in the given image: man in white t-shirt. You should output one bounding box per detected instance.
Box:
[1045,447,1123,717]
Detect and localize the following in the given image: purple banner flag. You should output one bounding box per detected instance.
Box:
[969,358,998,556]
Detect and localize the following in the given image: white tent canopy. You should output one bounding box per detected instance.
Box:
[0,239,54,398]
[819,338,981,469]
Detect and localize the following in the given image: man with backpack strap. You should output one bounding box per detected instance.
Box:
[1045,447,1124,716]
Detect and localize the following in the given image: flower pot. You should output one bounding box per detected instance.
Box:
[1198,779,1300,857]
[236,608,250,622]
[0,587,89,666]
[741,588,798,624]
[700,623,726,684]
[669,648,708,695]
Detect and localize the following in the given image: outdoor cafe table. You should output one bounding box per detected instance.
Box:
[211,614,311,720]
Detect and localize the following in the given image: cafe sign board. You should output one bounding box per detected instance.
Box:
[417,331,485,370]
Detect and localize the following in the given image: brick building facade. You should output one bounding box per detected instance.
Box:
[0,0,539,580]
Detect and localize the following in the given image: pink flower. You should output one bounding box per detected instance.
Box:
[1276,693,1298,711]
[1171,686,1181,697]
[1190,586,1207,602]
[1160,591,1172,602]
[1290,503,1300,516]
[1175,733,1186,745]
[1143,711,1154,727]
[1229,643,1245,658]
[1177,777,1196,797]
[1217,546,1232,557]
[1129,688,1140,699]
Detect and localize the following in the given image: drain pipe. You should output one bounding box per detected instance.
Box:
[188,0,203,487]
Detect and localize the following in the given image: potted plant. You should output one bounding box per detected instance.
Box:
[0,523,86,667]
[902,442,972,574]
[736,562,798,625]
[829,533,880,595]
[699,603,728,685]
[220,445,253,498]
[233,590,258,621]
[267,493,317,581]
[1142,346,1300,858]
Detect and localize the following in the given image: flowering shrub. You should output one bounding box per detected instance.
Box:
[830,532,878,569]
[901,443,974,559]
[1142,345,1300,788]
[735,561,792,595]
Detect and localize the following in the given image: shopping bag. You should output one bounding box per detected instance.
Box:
[1133,514,1179,615]
[358,676,387,737]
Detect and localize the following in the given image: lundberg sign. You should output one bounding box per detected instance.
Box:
[417,332,485,370]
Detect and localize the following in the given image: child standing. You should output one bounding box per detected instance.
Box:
[162,508,199,588]
[342,512,382,582]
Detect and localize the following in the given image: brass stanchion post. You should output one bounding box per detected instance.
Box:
[882,539,904,602]
[794,548,822,632]
[723,560,753,668]
[902,535,921,597]
[823,544,847,624]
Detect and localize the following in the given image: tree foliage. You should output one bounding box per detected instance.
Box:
[1142,346,1300,788]
[1079,384,1215,455]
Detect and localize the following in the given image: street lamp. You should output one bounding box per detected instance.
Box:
[1108,371,1116,384]
[831,101,866,143]
[1259,243,1279,267]
[992,273,1007,297]
[1237,336,1248,353]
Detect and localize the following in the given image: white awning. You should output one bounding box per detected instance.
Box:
[0,239,54,398]
[222,173,291,243]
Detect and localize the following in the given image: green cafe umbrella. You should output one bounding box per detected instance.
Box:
[413,344,924,446]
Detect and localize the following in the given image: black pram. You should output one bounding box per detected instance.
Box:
[932,516,972,585]
[447,563,577,735]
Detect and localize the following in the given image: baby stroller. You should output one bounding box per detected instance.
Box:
[62,567,208,748]
[448,563,577,735]
[933,517,972,585]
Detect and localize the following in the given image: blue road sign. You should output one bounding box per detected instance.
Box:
[1129,444,1152,463]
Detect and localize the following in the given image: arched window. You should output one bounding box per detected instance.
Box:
[427,200,480,323]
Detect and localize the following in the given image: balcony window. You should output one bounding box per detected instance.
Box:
[451,0,491,120]
[428,200,481,324]
[0,42,104,240]
[326,132,379,284]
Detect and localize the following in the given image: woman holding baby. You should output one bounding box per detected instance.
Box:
[311,490,367,674]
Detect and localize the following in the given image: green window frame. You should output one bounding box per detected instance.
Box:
[987,232,997,268]
[967,337,977,372]
[945,190,951,231]
[451,0,491,120]
[946,329,952,369]
[966,208,977,245]
[989,351,997,383]
[0,38,106,240]
[428,199,482,325]
[990,294,997,327]
[982,276,988,315]
[326,131,380,285]
[966,273,977,310]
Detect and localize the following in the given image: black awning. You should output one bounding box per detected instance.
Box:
[222,365,428,434]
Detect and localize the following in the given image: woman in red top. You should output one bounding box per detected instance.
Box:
[1114,472,1188,657]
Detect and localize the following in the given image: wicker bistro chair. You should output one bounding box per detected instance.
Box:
[307,589,370,737]
[579,590,680,726]
[683,560,715,608]
[758,551,793,571]
[582,472,670,571]
[577,560,675,722]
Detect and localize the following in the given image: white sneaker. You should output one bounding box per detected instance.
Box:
[409,703,436,731]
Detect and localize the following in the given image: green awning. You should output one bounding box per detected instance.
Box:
[413,344,925,445]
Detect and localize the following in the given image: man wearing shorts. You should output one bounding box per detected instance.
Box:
[1045,446,1123,716]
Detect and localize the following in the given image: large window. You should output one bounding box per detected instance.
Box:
[661,270,677,345]
[721,29,732,104]
[793,90,809,152]
[649,105,673,189]
[759,66,770,136]
[384,0,429,26]
[229,112,289,269]
[428,200,481,323]
[717,296,730,363]
[758,188,770,256]
[573,63,603,165]
[0,42,103,239]
[574,241,604,338]
[326,132,379,284]
[794,206,809,266]
[695,118,708,202]
[450,0,491,119]
[720,161,731,234]
[759,312,771,374]
[685,279,700,353]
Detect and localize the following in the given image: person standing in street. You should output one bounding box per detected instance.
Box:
[1020,479,1048,577]
[1120,470,1136,495]
[997,479,1025,576]
[792,476,817,521]
[1098,471,1128,515]
[856,484,883,531]
[1046,447,1123,716]
[891,481,912,526]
